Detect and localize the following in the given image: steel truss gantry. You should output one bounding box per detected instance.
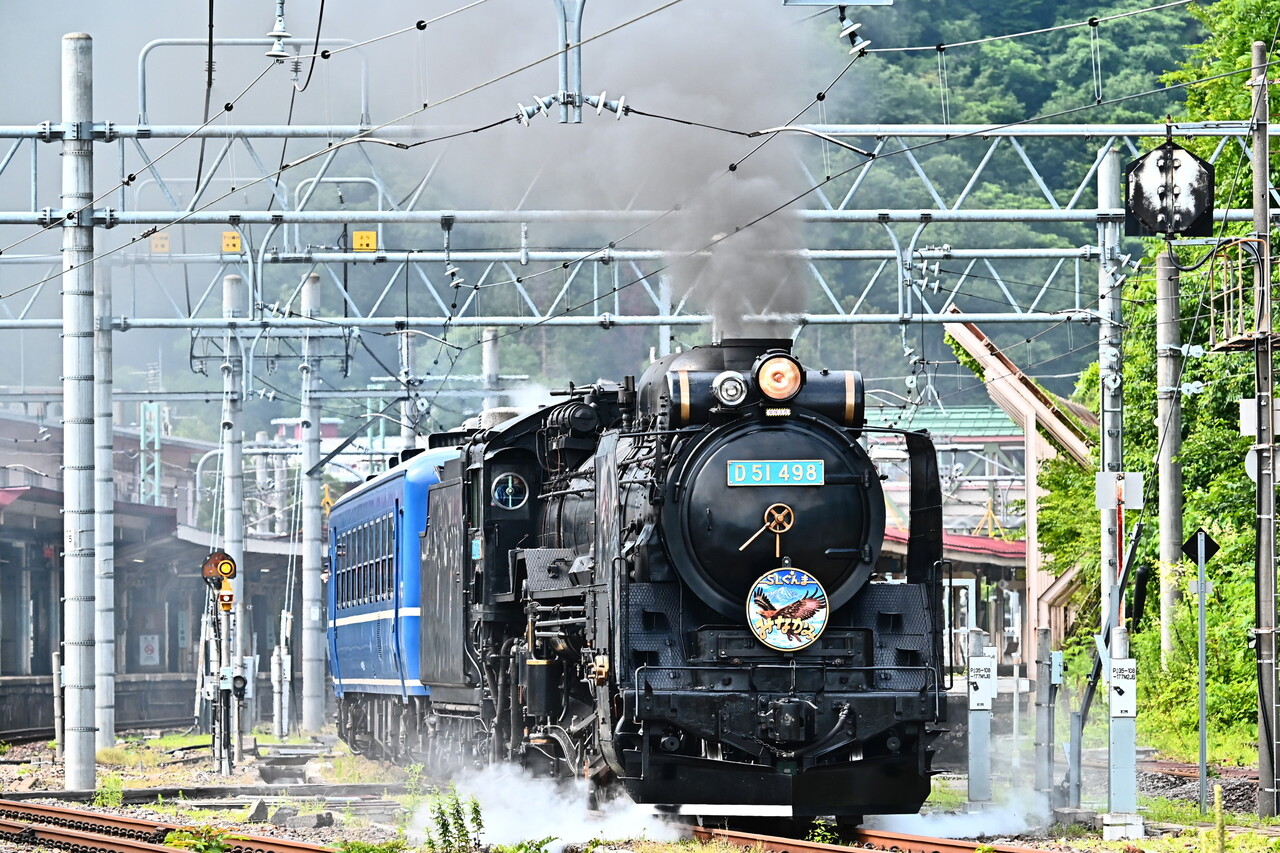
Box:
[1,120,1277,343]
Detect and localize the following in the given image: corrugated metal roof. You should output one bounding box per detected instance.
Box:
[872,405,1021,438]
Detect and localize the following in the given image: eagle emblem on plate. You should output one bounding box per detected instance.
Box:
[747,569,828,651]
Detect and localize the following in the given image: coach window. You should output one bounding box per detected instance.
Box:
[370,521,377,602]
[378,516,387,600]
[343,530,351,608]
[337,533,346,608]
[343,531,350,608]
[383,515,392,600]
[364,522,372,604]
[365,521,374,603]
[355,522,366,601]
[376,517,385,600]
[359,523,369,604]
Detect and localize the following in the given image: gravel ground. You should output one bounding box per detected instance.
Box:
[1138,769,1260,813]
[0,738,1272,852]
[0,738,407,850]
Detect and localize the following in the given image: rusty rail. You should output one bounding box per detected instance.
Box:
[693,824,1045,853]
[0,799,334,853]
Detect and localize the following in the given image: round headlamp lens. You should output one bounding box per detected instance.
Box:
[756,355,803,401]
[712,371,748,407]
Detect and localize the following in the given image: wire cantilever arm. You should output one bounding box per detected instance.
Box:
[746,125,874,158]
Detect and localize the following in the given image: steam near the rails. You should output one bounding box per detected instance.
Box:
[411,764,682,853]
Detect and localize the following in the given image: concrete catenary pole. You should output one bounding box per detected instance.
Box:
[300,272,326,731]
[94,262,115,751]
[1155,251,1183,669]
[1251,39,1278,818]
[222,273,247,765]
[61,31,96,793]
[1098,147,1125,632]
[254,431,271,535]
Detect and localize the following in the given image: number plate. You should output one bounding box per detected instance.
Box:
[727,460,825,486]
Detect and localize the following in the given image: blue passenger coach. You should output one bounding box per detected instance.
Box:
[326,447,458,755]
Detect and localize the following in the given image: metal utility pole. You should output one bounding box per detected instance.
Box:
[1096,147,1142,840]
[966,630,995,811]
[1156,250,1183,669]
[1251,39,1279,818]
[93,263,116,751]
[222,273,247,766]
[1106,627,1139,839]
[300,272,326,732]
[1033,628,1060,817]
[61,31,96,793]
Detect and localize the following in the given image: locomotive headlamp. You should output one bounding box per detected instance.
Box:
[755,354,804,401]
[711,371,749,407]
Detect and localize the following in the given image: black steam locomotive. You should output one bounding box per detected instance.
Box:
[327,338,946,826]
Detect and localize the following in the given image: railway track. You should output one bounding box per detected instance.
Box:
[694,825,1045,853]
[0,799,334,853]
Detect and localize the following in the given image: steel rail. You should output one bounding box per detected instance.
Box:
[693,825,1046,853]
[0,799,334,853]
[0,816,177,853]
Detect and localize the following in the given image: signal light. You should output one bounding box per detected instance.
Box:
[202,550,237,582]
[755,354,803,402]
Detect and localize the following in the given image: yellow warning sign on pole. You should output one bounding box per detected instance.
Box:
[150,233,170,253]
[352,230,377,252]
[221,231,242,253]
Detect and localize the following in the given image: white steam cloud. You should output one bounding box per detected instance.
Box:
[414,765,683,853]
[865,785,1044,839]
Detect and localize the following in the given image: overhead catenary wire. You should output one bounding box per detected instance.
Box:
[864,0,1194,54]
[0,1,1257,450]
[0,0,695,305]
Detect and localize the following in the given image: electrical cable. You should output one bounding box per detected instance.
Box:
[0,0,693,305]
[864,0,1193,54]
[0,62,276,262]
[292,0,326,94]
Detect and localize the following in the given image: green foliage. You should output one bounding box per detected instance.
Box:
[805,819,840,845]
[336,840,411,853]
[1031,225,1260,758]
[924,775,966,811]
[423,788,484,853]
[163,826,235,853]
[324,752,407,786]
[492,838,558,853]
[405,763,429,800]
[93,774,124,808]
[96,747,132,766]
